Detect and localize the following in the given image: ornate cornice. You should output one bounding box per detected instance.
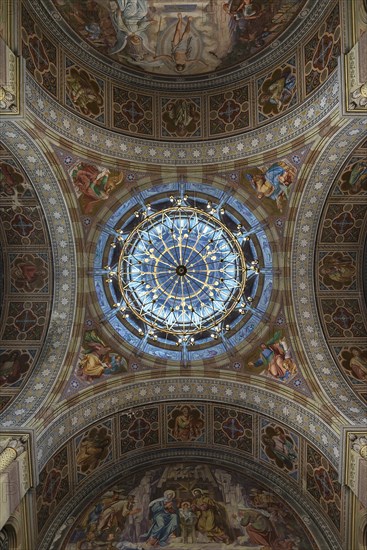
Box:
[24,71,340,165]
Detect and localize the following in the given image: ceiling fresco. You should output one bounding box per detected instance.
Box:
[316,139,367,405]
[60,463,318,549]
[1,2,367,549]
[0,148,53,412]
[51,0,307,78]
[21,0,341,140]
[36,415,343,550]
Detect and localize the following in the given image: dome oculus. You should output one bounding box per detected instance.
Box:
[94,182,272,362]
[118,206,247,336]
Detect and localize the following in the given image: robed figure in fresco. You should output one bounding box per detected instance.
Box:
[76,428,111,473]
[244,161,296,212]
[238,508,277,548]
[70,162,124,214]
[191,488,232,544]
[248,332,297,381]
[142,490,179,546]
[63,464,318,548]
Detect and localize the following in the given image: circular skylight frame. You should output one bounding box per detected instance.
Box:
[94,182,273,363]
[118,206,247,337]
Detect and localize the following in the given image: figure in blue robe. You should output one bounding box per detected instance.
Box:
[142,490,179,547]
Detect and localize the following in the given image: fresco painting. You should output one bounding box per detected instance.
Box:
[337,159,367,194]
[77,330,128,382]
[260,422,298,476]
[242,161,297,213]
[338,346,367,383]
[0,350,35,388]
[247,331,298,382]
[63,463,317,549]
[69,162,124,214]
[53,0,306,77]
[0,161,32,198]
[258,65,297,119]
[10,253,49,293]
[306,446,341,530]
[162,98,201,137]
[75,422,113,479]
[167,405,204,442]
[66,67,104,118]
[319,252,356,291]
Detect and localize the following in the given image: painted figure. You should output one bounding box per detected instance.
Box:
[244,161,296,212]
[55,0,305,77]
[79,343,111,381]
[0,351,22,386]
[349,348,367,380]
[263,427,297,470]
[142,489,179,546]
[248,332,297,381]
[63,464,317,548]
[163,99,200,136]
[66,69,103,116]
[0,164,17,195]
[173,406,202,441]
[70,162,124,214]
[109,0,152,55]
[191,488,231,544]
[223,0,272,57]
[348,160,367,192]
[261,70,296,111]
[170,13,193,71]
[238,508,277,548]
[97,494,139,533]
[76,429,111,473]
[108,0,160,66]
[179,501,197,543]
[314,467,334,501]
[78,330,127,382]
[11,256,47,292]
[154,14,207,73]
[320,253,355,285]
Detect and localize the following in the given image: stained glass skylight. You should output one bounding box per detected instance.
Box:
[94,182,273,363]
[118,206,246,337]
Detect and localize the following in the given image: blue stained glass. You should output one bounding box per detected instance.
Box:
[119,207,246,335]
[94,183,274,362]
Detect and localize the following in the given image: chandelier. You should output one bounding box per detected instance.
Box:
[118,206,246,338]
[95,183,272,363]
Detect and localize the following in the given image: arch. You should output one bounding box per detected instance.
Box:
[0,524,17,550]
[39,448,342,550]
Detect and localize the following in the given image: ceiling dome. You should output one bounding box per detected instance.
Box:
[28,0,332,91]
[51,0,308,80]
[94,181,272,363]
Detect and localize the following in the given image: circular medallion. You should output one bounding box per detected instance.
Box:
[118,207,246,336]
[94,182,273,362]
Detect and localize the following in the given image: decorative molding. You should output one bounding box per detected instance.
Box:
[24,71,340,164]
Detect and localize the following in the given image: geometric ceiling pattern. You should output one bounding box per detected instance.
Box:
[0,1,366,549]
